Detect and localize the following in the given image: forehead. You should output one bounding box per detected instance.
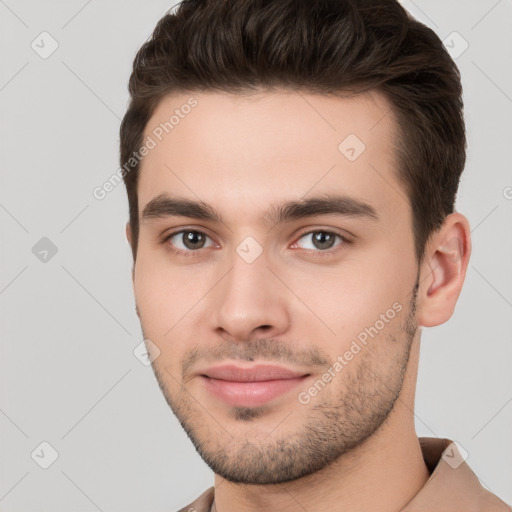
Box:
[137,89,408,226]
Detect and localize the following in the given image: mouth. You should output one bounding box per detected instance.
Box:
[198,363,312,407]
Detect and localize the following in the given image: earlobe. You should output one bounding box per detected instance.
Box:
[417,213,471,327]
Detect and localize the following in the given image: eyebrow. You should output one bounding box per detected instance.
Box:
[141,193,379,227]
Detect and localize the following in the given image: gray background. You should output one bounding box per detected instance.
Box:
[0,0,511,510]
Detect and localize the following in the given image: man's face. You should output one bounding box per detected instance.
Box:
[131,90,421,484]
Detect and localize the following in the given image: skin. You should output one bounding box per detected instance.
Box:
[126,89,471,512]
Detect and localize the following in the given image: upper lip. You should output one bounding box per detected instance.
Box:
[199,364,310,382]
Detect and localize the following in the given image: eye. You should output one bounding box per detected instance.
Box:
[161,228,349,258]
[163,229,216,255]
[293,230,347,252]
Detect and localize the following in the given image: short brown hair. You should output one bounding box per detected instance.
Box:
[120,0,466,263]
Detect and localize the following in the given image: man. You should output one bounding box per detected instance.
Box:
[119,0,510,510]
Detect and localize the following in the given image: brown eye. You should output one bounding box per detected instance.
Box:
[296,230,345,251]
[181,231,207,250]
[165,230,216,254]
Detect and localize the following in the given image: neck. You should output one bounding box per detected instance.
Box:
[212,340,430,512]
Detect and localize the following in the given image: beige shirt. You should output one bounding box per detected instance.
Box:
[178,437,511,511]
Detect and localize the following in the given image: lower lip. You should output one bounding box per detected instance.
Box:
[201,375,310,407]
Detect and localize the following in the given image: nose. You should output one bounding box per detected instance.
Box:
[210,246,290,343]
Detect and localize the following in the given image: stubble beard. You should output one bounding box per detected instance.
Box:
[145,279,419,485]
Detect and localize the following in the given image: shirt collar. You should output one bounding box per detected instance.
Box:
[402,437,510,511]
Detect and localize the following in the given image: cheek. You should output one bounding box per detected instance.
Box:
[288,251,415,344]
[133,250,183,332]
[133,260,189,376]
[133,249,214,345]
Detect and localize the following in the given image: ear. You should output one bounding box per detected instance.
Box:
[125,221,132,245]
[416,212,471,327]
[125,222,135,281]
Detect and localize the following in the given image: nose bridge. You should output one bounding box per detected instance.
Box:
[221,245,273,315]
[212,242,289,340]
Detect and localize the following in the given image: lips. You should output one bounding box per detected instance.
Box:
[201,364,308,382]
[198,364,311,407]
